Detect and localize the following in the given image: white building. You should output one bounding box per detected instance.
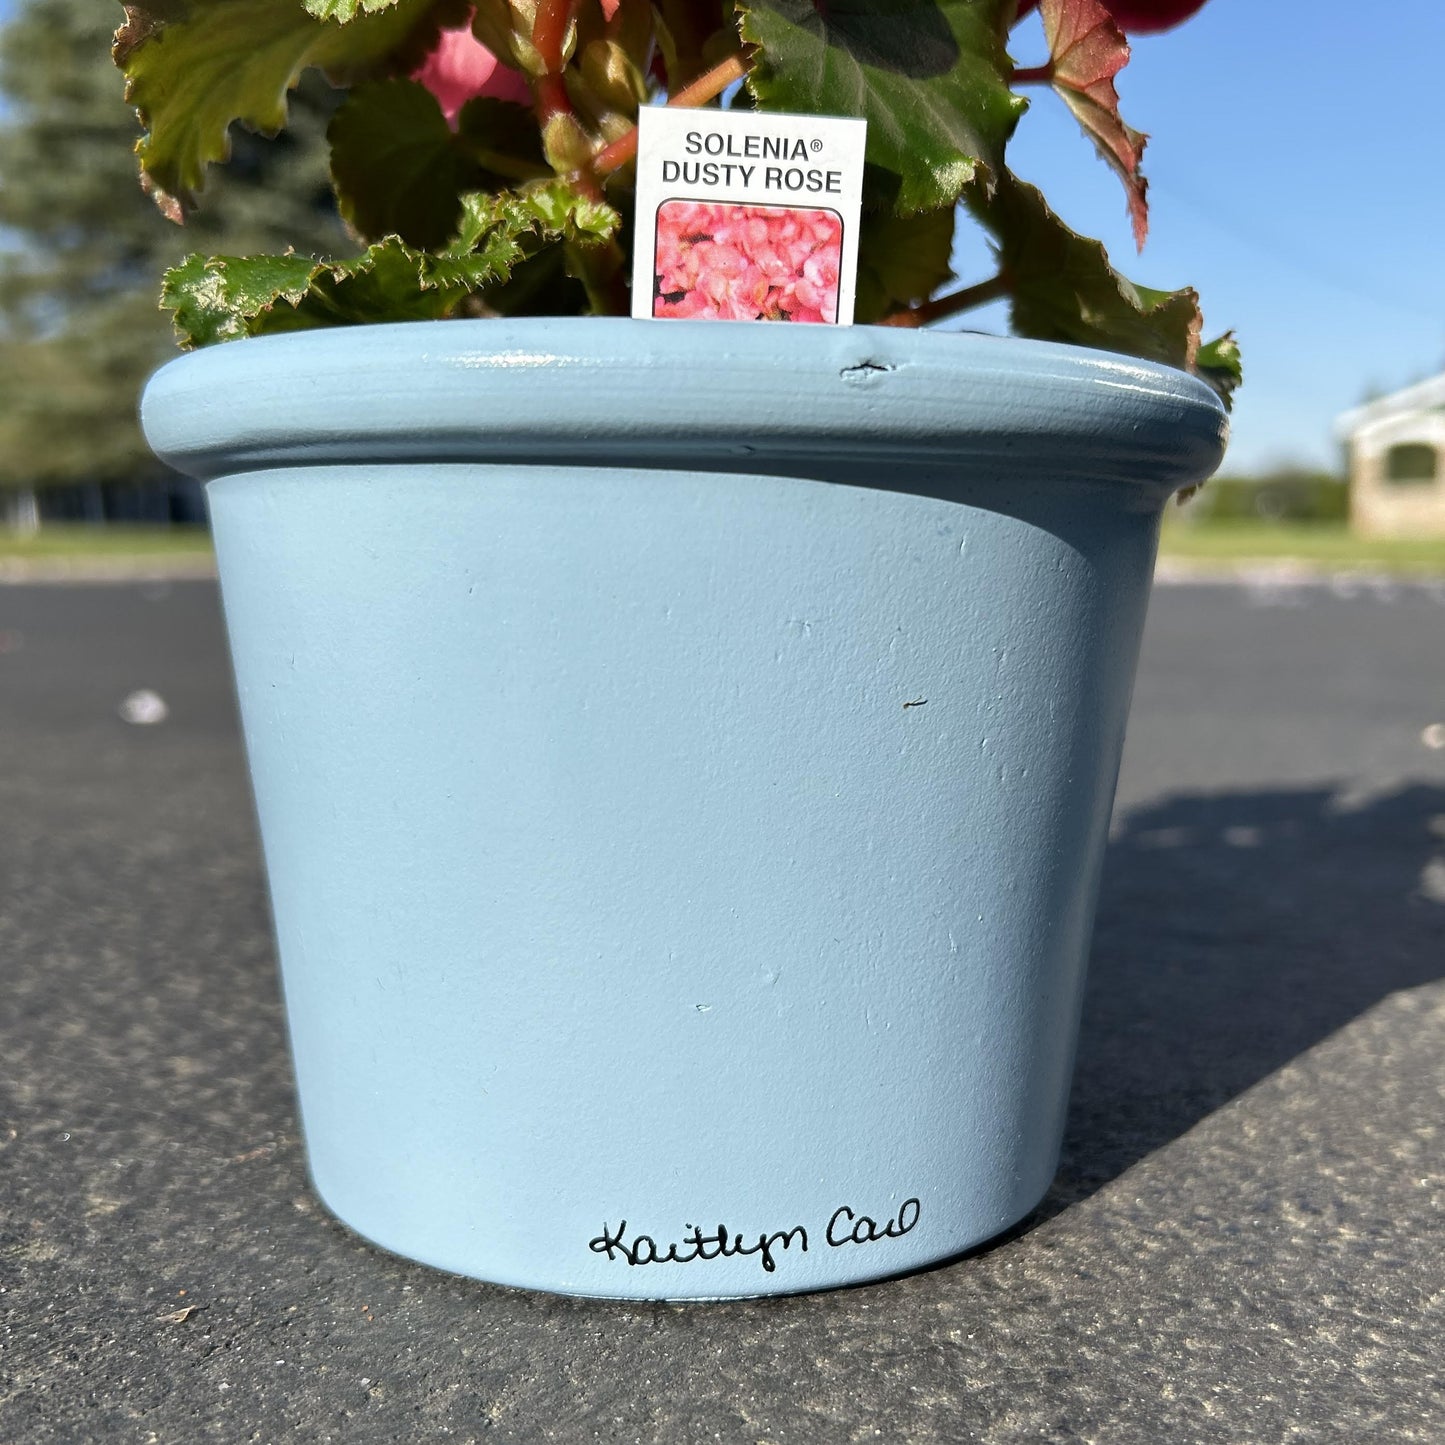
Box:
[1336,374,1445,538]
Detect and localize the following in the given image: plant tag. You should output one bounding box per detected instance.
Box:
[631,106,867,326]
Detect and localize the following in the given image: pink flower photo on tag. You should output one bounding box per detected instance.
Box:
[652,202,843,324]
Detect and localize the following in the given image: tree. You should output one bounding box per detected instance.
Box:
[0,0,352,502]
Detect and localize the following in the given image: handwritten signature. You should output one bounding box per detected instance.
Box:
[588,1197,920,1272]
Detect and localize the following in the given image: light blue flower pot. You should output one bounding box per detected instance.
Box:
[142,318,1226,1299]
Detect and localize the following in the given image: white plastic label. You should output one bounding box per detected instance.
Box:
[631,105,868,326]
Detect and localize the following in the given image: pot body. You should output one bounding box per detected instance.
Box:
[144,320,1226,1298]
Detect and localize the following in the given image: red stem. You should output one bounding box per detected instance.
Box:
[531,0,576,73]
[534,73,572,124]
[1011,63,1054,84]
[592,51,751,177]
[878,273,1009,329]
[527,0,607,199]
[590,128,640,178]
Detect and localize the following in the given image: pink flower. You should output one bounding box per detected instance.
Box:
[412,13,532,128]
[652,202,842,325]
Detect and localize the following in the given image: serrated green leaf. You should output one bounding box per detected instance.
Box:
[162,243,508,346]
[738,0,1026,214]
[161,251,322,346]
[1194,331,1242,410]
[854,203,955,322]
[329,78,471,249]
[451,182,624,312]
[161,181,622,346]
[115,0,435,219]
[303,0,408,19]
[970,170,1199,371]
[458,180,619,253]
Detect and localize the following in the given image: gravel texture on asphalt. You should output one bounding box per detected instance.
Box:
[1,579,1442,1444]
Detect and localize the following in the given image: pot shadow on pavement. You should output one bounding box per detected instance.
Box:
[1041,779,1445,1218]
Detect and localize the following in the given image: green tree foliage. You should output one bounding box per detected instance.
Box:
[1184,468,1349,525]
[0,0,352,490]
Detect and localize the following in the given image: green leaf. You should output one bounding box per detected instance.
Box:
[460,181,620,253]
[303,0,409,19]
[970,170,1199,371]
[854,203,956,322]
[455,96,551,184]
[737,0,1026,214]
[329,78,471,249]
[161,244,509,346]
[474,244,592,317]
[1194,331,1242,410]
[161,251,321,346]
[114,0,436,220]
[161,182,622,346]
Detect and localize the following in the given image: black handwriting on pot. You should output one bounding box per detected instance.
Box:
[825,1196,921,1248]
[588,1220,809,1273]
[588,1197,920,1272]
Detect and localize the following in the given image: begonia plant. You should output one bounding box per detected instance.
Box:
[112,0,1238,402]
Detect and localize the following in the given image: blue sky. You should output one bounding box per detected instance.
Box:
[3,0,1441,474]
[983,0,1445,472]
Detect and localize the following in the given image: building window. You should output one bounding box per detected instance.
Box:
[1384,442,1438,485]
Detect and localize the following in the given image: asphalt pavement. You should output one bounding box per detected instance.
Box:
[1,576,1442,1443]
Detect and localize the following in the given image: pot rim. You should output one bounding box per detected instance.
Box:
[141,317,1228,492]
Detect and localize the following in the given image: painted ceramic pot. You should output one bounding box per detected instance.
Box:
[142,318,1226,1298]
